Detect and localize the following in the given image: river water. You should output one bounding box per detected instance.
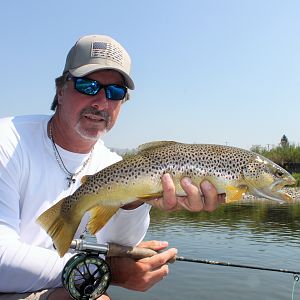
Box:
[108,200,300,300]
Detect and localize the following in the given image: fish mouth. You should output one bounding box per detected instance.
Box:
[270,177,295,191]
[250,179,295,203]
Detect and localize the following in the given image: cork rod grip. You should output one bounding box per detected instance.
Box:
[107,243,158,259]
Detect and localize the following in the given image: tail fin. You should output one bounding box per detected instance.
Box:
[36,197,82,257]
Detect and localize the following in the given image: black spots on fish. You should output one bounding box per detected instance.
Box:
[241,155,273,181]
[83,156,156,192]
[61,198,74,213]
[83,182,98,194]
[76,143,261,197]
[191,144,252,181]
[151,165,162,171]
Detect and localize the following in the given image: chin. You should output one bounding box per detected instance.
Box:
[75,124,107,142]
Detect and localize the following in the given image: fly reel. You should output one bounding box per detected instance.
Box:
[62,238,158,299]
[62,252,111,300]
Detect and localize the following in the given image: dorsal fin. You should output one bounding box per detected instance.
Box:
[137,141,178,153]
[81,175,90,184]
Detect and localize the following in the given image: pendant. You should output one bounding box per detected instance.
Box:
[67,175,76,187]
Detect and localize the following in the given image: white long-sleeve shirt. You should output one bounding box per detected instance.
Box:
[0,115,150,293]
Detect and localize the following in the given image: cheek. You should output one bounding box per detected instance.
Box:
[59,87,85,112]
[58,86,73,107]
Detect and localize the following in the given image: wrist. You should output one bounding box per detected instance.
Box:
[106,257,125,287]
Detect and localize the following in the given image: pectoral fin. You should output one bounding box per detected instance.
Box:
[87,206,119,234]
[225,185,248,203]
[137,191,164,200]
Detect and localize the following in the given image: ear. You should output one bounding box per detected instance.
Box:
[57,87,64,105]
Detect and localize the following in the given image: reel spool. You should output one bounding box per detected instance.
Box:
[62,253,111,300]
[62,238,157,299]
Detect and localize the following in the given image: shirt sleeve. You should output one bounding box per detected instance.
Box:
[95,204,151,246]
[0,228,73,292]
[0,129,72,293]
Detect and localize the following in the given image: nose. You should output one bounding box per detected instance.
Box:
[91,89,108,110]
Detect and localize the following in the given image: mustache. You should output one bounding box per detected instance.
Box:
[80,107,111,123]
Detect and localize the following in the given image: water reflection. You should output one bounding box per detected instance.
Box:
[109,200,300,300]
[149,200,300,243]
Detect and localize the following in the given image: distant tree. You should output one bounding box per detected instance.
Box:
[280,134,289,147]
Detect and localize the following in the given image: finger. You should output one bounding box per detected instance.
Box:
[200,180,219,212]
[161,173,177,210]
[97,294,111,300]
[138,240,169,251]
[147,264,169,285]
[137,264,170,291]
[179,177,204,211]
[140,248,178,269]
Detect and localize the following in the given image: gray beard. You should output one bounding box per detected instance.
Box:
[75,123,108,142]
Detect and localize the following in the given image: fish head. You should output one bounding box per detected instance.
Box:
[242,154,296,203]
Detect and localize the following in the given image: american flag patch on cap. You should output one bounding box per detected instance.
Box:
[91,42,108,58]
[90,41,123,65]
[92,42,107,50]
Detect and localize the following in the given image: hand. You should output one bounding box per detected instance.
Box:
[107,240,176,292]
[148,174,226,212]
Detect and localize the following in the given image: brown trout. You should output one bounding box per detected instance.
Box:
[37,141,296,256]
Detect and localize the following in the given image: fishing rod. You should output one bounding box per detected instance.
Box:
[175,256,300,276]
[62,238,300,300]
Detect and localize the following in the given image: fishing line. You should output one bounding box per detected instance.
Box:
[291,275,299,300]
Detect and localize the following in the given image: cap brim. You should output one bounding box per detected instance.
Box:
[68,64,135,90]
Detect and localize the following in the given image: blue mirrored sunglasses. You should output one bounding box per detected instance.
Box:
[67,76,127,101]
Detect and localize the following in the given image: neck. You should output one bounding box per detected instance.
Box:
[48,115,96,154]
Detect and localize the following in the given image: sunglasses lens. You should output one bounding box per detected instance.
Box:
[72,77,127,100]
[105,85,127,100]
[75,78,100,95]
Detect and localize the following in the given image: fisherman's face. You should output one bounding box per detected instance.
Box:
[57,70,125,141]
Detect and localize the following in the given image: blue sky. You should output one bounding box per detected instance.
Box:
[0,0,299,150]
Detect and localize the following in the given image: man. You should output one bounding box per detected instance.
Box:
[0,35,225,299]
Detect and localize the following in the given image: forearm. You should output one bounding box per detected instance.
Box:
[0,239,72,293]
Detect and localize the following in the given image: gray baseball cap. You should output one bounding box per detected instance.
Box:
[63,35,135,89]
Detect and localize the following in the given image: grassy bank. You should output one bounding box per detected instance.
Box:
[292,173,300,187]
[250,143,300,164]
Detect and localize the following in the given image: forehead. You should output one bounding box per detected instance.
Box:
[86,69,124,83]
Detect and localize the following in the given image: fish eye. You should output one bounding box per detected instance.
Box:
[275,170,284,178]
